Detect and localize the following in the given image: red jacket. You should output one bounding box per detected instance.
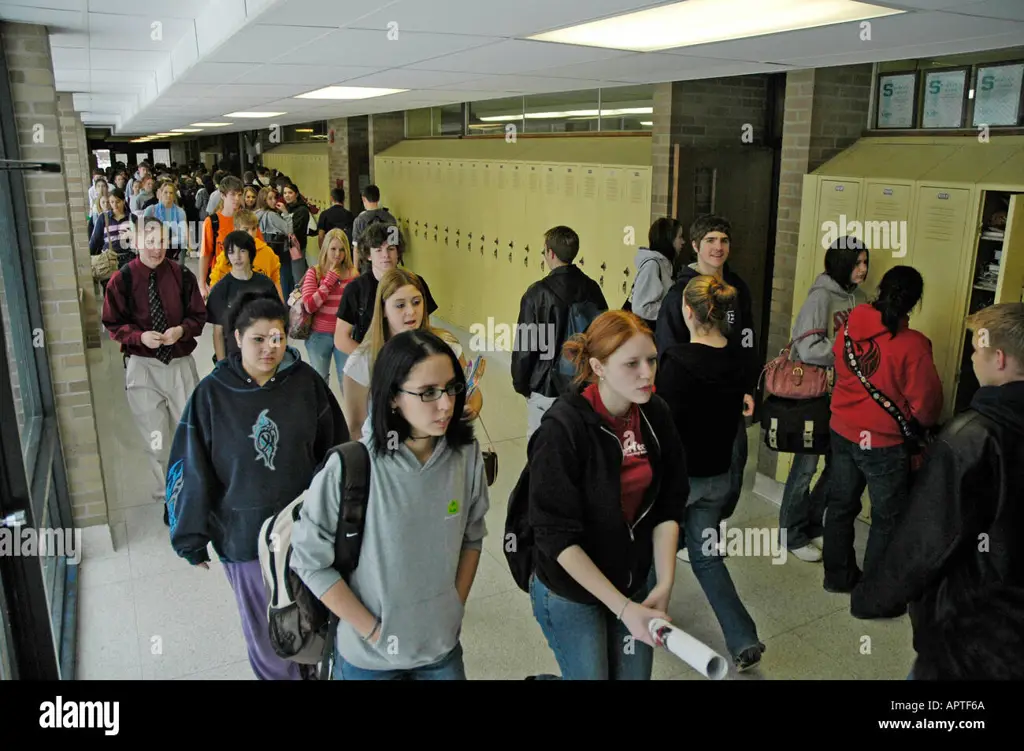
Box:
[830,304,943,448]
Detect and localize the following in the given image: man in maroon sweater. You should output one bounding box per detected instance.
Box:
[102,217,207,510]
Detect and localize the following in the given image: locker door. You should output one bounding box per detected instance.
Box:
[478,161,500,328]
[493,162,520,336]
[539,164,561,282]
[601,167,631,305]
[858,181,914,301]
[461,161,483,327]
[814,179,862,279]
[624,167,650,305]
[523,164,546,284]
[909,186,974,412]
[576,164,609,297]
[995,194,1024,305]
[506,163,533,331]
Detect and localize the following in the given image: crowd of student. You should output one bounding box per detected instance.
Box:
[93,159,1023,681]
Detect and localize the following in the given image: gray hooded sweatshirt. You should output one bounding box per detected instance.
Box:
[790,272,866,367]
[630,248,674,321]
[289,433,489,672]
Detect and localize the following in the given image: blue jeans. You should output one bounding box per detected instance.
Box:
[530,574,654,680]
[334,642,466,680]
[779,450,830,550]
[823,430,911,590]
[726,416,748,516]
[304,331,348,389]
[679,472,760,660]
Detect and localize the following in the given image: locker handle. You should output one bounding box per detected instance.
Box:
[623,267,630,276]
[508,252,512,263]
[481,235,486,242]
[445,227,448,232]
[494,238,499,245]
[601,262,606,271]
[468,232,473,239]
[493,248,498,258]
[509,241,514,249]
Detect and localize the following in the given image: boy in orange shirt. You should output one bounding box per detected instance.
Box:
[198,176,265,298]
[208,209,283,300]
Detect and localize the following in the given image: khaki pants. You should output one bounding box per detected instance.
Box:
[125,354,199,501]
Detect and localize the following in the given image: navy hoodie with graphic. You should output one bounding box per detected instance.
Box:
[166,346,347,564]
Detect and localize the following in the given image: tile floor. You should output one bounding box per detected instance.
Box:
[76,270,916,680]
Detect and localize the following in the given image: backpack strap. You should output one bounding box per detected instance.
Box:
[842,327,917,440]
[316,440,371,680]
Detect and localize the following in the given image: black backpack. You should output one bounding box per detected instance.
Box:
[257,441,371,680]
[504,409,576,592]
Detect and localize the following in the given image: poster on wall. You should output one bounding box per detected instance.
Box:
[973,63,1024,127]
[876,72,917,128]
[922,69,967,128]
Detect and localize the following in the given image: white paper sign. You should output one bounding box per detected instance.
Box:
[974,64,1024,127]
[877,73,916,128]
[922,70,966,128]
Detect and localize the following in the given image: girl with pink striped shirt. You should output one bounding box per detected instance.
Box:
[302,229,358,389]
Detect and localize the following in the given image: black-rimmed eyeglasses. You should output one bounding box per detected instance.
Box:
[397,382,465,402]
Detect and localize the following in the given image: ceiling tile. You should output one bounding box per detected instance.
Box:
[406,39,631,75]
[252,0,417,29]
[204,23,335,64]
[279,28,502,67]
[346,0,672,37]
[340,68,491,89]
[87,0,208,17]
[245,63,380,85]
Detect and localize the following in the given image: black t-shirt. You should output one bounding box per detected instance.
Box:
[317,204,355,243]
[336,271,438,343]
[207,272,279,358]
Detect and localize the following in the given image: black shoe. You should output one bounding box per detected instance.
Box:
[735,643,765,672]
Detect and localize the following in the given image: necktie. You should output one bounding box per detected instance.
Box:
[147,270,174,365]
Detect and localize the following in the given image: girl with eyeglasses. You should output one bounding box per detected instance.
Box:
[342,267,482,439]
[165,290,347,680]
[290,329,490,680]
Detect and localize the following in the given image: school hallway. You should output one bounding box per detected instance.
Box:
[69,264,915,681]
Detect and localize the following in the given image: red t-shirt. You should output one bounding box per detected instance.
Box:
[582,383,653,525]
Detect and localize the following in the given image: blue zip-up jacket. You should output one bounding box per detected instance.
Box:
[166,346,347,564]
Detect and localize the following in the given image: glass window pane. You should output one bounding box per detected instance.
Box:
[524,89,599,133]
[431,104,464,136]
[406,108,432,137]
[0,240,43,478]
[600,84,655,132]
[468,96,522,136]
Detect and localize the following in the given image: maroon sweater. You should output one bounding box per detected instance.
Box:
[101,257,207,359]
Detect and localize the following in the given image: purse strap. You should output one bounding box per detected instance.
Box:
[786,328,827,352]
[842,327,916,440]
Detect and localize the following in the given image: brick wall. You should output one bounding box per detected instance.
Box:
[650,75,770,224]
[348,116,370,214]
[757,64,872,477]
[2,23,109,526]
[368,112,404,184]
[57,93,101,350]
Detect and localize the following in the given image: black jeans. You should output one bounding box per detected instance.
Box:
[822,430,911,590]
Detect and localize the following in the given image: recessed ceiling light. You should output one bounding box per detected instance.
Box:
[190,122,232,127]
[171,128,202,132]
[529,0,904,51]
[224,112,286,118]
[295,86,406,100]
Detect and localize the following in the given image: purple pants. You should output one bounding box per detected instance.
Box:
[223,560,303,680]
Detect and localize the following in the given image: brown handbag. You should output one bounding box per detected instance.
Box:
[760,329,831,400]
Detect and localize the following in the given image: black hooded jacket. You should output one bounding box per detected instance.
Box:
[851,381,1024,648]
[527,388,689,605]
[654,262,758,395]
[511,264,608,399]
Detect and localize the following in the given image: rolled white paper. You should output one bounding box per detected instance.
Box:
[648,618,728,680]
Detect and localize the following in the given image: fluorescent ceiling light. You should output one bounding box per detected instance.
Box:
[294,128,314,133]
[224,111,286,118]
[171,128,202,132]
[295,86,406,100]
[191,122,232,127]
[529,0,904,51]
[155,132,182,136]
[478,106,653,122]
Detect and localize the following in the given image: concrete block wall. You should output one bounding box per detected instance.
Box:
[368,112,404,184]
[2,22,109,526]
[757,64,873,477]
[651,75,771,224]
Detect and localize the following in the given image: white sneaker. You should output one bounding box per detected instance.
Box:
[677,548,690,563]
[790,544,822,562]
[811,536,824,549]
